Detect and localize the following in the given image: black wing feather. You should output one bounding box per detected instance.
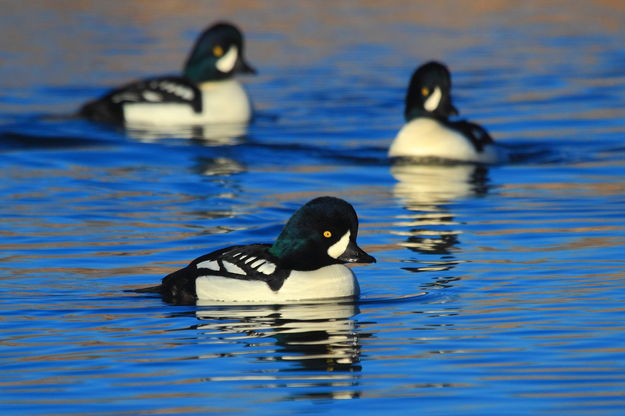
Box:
[447,120,494,152]
[154,244,289,304]
[79,76,202,124]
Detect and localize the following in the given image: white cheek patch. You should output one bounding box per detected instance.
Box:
[216,46,238,73]
[424,86,442,112]
[327,230,351,259]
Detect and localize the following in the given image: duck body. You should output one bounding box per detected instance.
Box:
[81,77,252,126]
[142,197,375,305]
[79,22,255,126]
[389,61,507,164]
[389,117,504,164]
[162,244,359,304]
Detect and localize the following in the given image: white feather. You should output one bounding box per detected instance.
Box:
[250,259,266,268]
[197,260,219,271]
[142,91,162,102]
[223,261,245,275]
[216,46,238,73]
[157,81,194,100]
[327,231,351,259]
[195,264,359,303]
[388,118,507,163]
[257,262,277,275]
[112,92,139,103]
[424,87,442,112]
[122,79,252,126]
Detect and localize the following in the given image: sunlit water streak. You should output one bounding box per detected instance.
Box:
[2,2,625,415]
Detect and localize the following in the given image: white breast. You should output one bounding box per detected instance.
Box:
[122,79,252,126]
[388,118,504,163]
[195,264,360,303]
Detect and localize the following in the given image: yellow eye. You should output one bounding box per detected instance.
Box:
[323,230,332,238]
[421,87,429,96]
[213,45,224,56]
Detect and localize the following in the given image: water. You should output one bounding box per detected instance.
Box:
[2,2,625,415]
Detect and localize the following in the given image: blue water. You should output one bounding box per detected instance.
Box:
[2,3,625,415]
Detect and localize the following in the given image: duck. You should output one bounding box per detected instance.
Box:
[139,196,376,304]
[79,22,256,126]
[388,61,507,164]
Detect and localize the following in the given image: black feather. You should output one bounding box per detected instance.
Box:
[447,120,494,152]
[79,76,202,124]
[156,244,290,304]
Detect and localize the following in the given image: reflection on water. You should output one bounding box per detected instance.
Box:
[125,122,249,145]
[391,162,490,208]
[390,162,490,278]
[195,301,361,370]
[194,156,246,176]
[2,1,625,415]
[195,301,362,399]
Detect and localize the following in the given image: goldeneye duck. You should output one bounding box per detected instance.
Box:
[388,61,507,164]
[141,196,376,304]
[79,22,256,126]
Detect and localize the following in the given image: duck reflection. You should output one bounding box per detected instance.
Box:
[125,123,249,177]
[196,301,361,370]
[125,122,248,146]
[391,161,489,207]
[391,161,490,261]
[193,156,246,176]
[194,301,362,398]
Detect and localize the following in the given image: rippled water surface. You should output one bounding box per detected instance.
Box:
[2,2,625,415]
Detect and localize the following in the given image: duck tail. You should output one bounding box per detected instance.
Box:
[132,285,163,294]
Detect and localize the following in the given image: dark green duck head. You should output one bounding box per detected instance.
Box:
[183,22,256,83]
[404,61,458,122]
[269,196,376,271]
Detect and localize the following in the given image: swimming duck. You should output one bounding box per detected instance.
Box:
[388,61,506,163]
[79,22,256,126]
[141,196,375,304]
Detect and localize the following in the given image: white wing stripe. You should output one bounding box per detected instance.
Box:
[257,262,277,275]
[197,260,220,271]
[157,81,194,100]
[250,259,266,268]
[223,261,246,275]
